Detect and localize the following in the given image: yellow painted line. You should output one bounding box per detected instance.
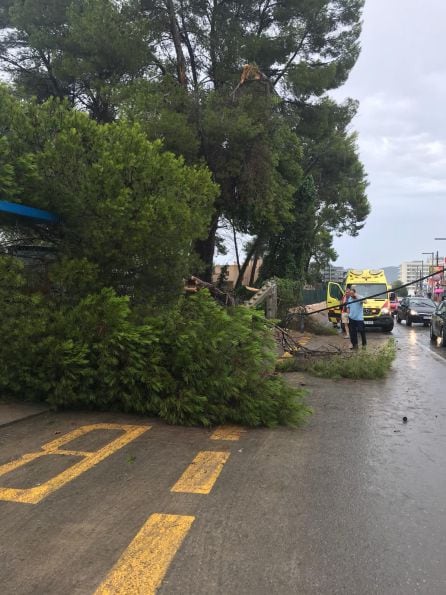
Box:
[210,426,246,441]
[95,513,194,595]
[50,449,92,457]
[0,424,149,504]
[171,451,230,494]
[42,423,128,451]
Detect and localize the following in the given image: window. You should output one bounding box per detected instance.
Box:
[352,284,388,299]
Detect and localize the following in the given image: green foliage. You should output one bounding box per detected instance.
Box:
[0,90,218,305]
[0,257,164,407]
[392,280,408,297]
[275,278,304,320]
[0,257,52,400]
[309,340,396,379]
[202,91,301,235]
[260,177,317,280]
[151,291,310,426]
[45,288,166,412]
[263,97,370,277]
[278,340,396,379]
[117,78,200,163]
[0,262,309,427]
[1,0,152,120]
[0,0,369,279]
[0,0,369,423]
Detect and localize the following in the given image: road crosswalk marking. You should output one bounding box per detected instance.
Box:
[210,426,246,441]
[171,450,230,494]
[0,424,149,504]
[94,513,195,595]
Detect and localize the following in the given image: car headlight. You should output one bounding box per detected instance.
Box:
[410,309,418,316]
[381,308,390,315]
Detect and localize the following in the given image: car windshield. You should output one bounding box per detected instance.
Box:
[351,284,388,299]
[409,299,435,308]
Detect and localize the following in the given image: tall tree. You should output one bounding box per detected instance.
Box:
[1,0,368,281]
[0,0,153,121]
[0,87,218,303]
[259,97,369,280]
[132,0,366,278]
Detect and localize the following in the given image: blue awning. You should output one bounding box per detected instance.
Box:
[0,201,59,223]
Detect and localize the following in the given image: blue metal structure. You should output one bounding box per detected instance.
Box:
[0,201,59,223]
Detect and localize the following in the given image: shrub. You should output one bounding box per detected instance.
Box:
[0,257,53,400]
[0,259,309,427]
[152,291,310,426]
[45,288,166,413]
[277,339,396,379]
[0,257,165,409]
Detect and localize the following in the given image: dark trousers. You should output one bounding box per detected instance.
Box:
[349,319,367,347]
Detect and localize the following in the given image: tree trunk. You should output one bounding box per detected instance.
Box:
[165,0,188,87]
[194,214,219,282]
[232,222,241,274]
[235,236,261,289]
[249,248,261,286]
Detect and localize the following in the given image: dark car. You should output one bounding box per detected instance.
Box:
[396,297,436,326]
[430,300,446,346]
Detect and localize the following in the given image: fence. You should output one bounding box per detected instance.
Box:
[302,285,327,305]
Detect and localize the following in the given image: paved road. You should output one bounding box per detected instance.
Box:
[0,322,445,594]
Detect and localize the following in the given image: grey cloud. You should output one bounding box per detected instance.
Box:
[332,0,446,268]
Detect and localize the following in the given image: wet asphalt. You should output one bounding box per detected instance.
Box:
[161,322,446,595]
[0,321,445,594]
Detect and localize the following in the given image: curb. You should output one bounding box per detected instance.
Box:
[0,407,50,429]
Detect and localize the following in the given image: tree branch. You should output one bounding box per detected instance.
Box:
[273,27,310,87]
[164,0,188,87]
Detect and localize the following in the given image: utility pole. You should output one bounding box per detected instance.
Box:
[434,239,446,301]
[423,252,435,296]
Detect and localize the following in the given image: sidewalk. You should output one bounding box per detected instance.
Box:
[0,401,49,428]
[286,301,391,354]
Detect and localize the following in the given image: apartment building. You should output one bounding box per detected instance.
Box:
[399,261,427,285]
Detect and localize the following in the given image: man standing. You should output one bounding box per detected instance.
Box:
[347,286,367,349]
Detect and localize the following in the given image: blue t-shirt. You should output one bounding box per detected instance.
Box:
[347,295,364,321]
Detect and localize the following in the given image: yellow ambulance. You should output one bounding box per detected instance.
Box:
[327,269,394,332]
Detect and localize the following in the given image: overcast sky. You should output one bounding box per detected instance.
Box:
[332,0,446,269]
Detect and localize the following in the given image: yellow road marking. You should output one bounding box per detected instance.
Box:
[210,426,246,441]
[95,514,194,595]
[0,424,149,504]
[171,451,230,494]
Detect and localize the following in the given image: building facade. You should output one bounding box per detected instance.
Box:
[399,258,445,296]
[399,261,427,285]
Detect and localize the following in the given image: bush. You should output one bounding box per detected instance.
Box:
[310,339,396,379]
[277,339,396,379]
[151,291,310,426]
[0,259,309,427]
[0,257,53,400]
[0,257,165,410]
[44,289,167,413]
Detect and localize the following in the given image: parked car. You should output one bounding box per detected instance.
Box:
[396,297,436,326]
[430,300,446,346]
